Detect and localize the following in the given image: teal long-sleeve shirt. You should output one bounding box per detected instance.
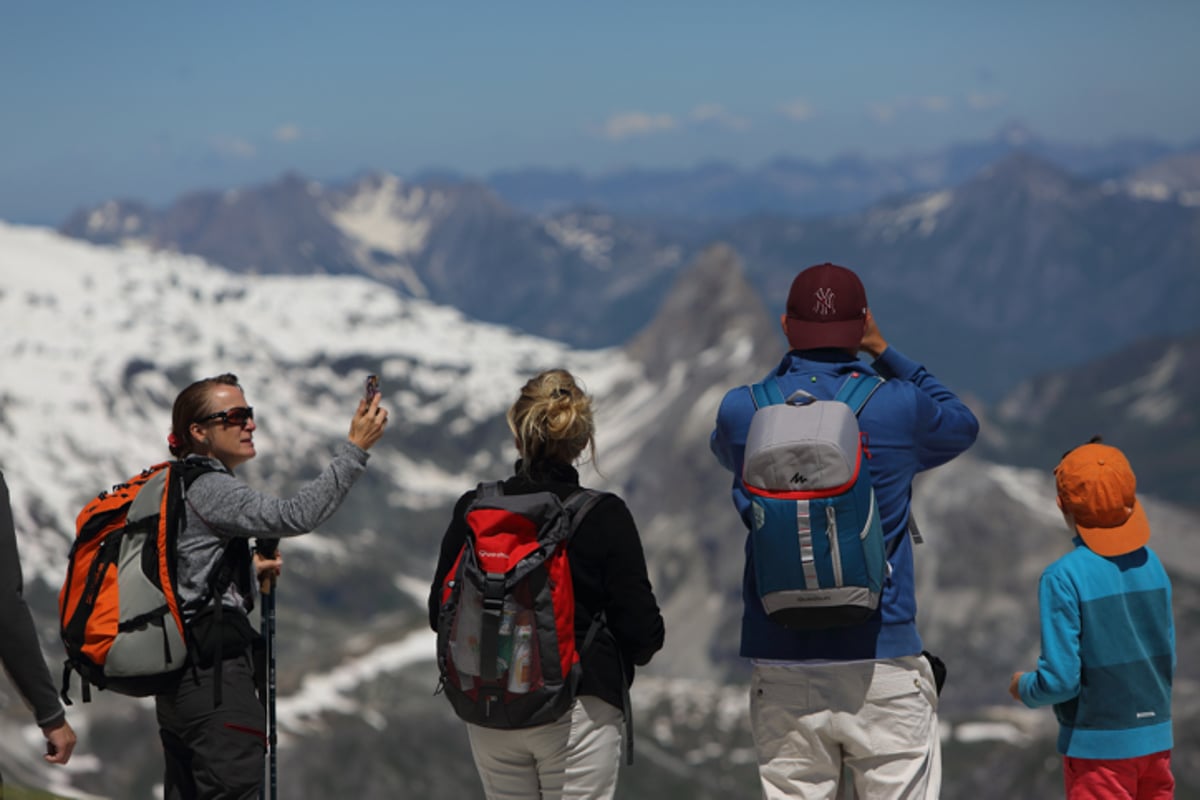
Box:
[1018,538,1174,759]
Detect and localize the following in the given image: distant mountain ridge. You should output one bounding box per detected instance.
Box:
[57,135,1200,405]
[1118,152,1200,206]
[60,172,692,349]
[472,123,1191,218]
[714,152,1200,398]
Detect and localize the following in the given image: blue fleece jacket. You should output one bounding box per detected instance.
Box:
[1018,539,1174,759]
[710,347,978,660]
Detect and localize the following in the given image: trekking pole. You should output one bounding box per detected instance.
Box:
[256,539,279,800]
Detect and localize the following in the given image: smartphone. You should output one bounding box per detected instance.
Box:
[364,374,380,401]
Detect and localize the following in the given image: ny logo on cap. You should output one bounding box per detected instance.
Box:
[814,287,836,316]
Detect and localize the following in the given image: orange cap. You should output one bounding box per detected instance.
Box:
[1054,442,1150,557]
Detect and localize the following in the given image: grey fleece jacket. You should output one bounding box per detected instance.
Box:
[0,471,67,728]
[177,441,369,621]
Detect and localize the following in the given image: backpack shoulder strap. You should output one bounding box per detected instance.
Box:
[561,488,609,539]
[175,457,227,489]
[834,372,884,416]
[834,373,923,557]
[476,480,504,499]
[559,486,634,763]
[749,376,788,409]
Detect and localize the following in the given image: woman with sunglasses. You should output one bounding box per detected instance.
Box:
[157,372,387,800]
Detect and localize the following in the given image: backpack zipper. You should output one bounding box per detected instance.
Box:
[826,505,842,586]
[862,489,890,579]
[860,492,877,542]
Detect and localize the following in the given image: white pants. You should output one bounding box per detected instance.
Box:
[751,656,941,800]
[466,695,624,800]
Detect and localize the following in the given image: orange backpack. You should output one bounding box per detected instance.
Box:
[59,461,209,702]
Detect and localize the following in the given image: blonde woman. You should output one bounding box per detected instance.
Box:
[429,369,664,799]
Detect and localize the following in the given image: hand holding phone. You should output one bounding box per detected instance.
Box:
[350,374,388,451]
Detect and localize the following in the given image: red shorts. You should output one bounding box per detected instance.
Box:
[1064,750,1174,800]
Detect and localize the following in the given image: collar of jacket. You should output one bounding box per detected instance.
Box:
[182,454,234,476]
[777,348,873,375]
[784,347,860,364]
[512,459,579,485]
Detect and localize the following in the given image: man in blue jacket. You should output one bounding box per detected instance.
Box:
[710,262,978,799]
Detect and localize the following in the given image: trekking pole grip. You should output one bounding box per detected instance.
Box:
[254,537,280,595]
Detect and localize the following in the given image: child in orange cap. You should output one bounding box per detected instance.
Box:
[1009,436,1175,799]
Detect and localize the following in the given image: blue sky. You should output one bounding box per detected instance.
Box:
[2,1,1198,223]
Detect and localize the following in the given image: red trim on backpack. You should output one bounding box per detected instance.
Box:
[546,547,579,677]
[744,446,864,501]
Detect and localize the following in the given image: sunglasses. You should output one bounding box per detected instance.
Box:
[194,406,255,427]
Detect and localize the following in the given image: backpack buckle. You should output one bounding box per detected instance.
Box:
[482,574,505,620]
[784,389,817,406]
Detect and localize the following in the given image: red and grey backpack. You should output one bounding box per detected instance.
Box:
[435,481,608,729]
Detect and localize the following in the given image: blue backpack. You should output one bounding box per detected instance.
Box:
[742,372,887,630]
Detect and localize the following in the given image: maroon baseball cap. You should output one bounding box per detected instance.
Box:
[784,262,868,351]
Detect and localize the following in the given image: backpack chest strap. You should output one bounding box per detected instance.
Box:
[479,573,507,682]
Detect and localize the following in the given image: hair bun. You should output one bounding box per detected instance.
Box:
[507,369,596,469]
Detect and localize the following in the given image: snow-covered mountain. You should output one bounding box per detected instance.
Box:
[59,172,691,350]
[1113,152,1200,207]
[2,225,1198,799]
[0,221,641,797]
[62,152,1200,408]
[0,220,632,582]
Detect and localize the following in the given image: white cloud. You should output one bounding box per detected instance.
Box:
[868,95,953,123]
[966,91,1005,111]
[210,136,256,158]
[689,103,750,131]
[778,99,815,122]
[869,102,898,123]
[274,124,302,143]
[601,111,677,140]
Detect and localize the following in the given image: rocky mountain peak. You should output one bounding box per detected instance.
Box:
[962,151,1090,206]
[625,243,778,375]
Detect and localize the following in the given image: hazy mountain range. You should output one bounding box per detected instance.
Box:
[59,133,1200,403]
[63,140,1200,410]
[1,221,1198,799]
[462,122,1197,218]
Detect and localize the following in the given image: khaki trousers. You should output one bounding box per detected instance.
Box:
[751,655,941,800]
[466,695,624,800]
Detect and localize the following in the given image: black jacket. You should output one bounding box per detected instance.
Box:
[429,460,664,713]
[0,471,66,728]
